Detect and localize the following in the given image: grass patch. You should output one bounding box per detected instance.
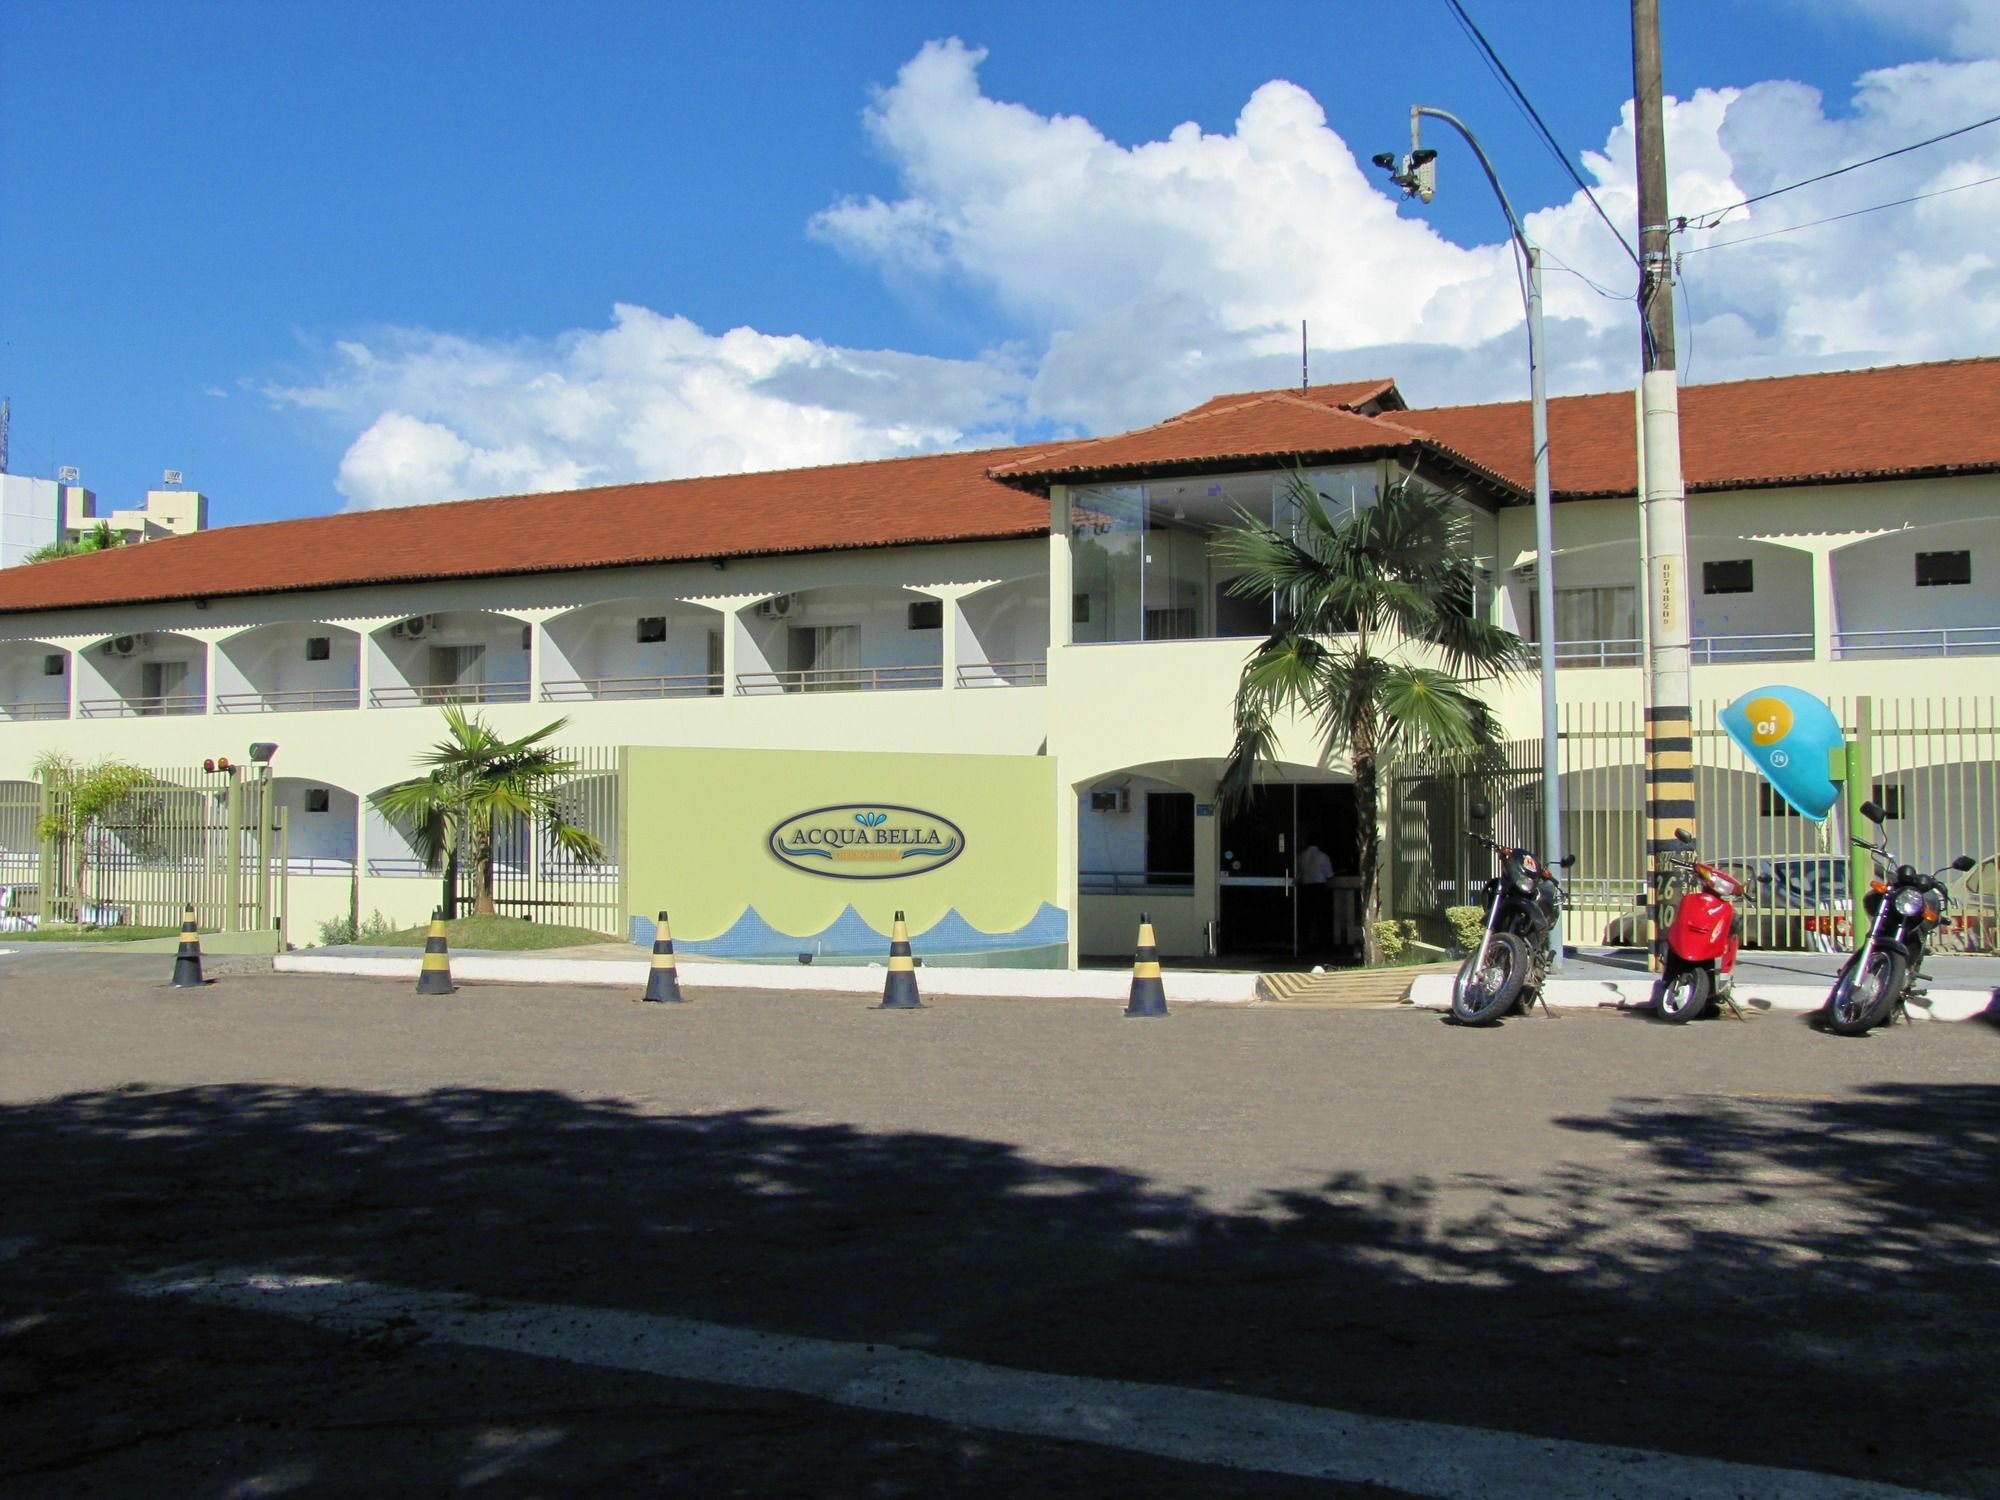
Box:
[354,916,624,951]
[2,925,184,944]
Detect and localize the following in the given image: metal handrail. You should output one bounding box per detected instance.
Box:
[368,681,532,708]
[1833,624,2000,659]
[956,660,1048,687]
[0,698,69,721]
[541,673,724,702]
[735,665,943,695]
[1545,633,1813,667]
[216,687,362,714]
[77,694,206,718]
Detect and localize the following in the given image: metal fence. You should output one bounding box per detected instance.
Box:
[1387,694,2000,954]
[1,766,285,935]
[441,743,622,934]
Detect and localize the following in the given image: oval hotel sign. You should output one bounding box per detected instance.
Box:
[769,803,965,880]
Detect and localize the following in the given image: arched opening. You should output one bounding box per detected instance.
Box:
[1834,519,1999,659]
[215,623,361,713]
[368,610,531,708]
[957,577,1049,687]
[0,640,71,721]
[541,599,722,701]
[76,631,208,717]
[735,585,942,694]
[271,776,358,873]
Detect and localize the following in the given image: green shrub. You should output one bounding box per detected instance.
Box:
[1373,918,1418,961]
[314,908,397,947]
[1445,905,1487,953]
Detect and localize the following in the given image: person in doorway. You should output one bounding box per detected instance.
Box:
[1298,837,1335,953]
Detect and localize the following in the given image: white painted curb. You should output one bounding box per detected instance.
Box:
[274,952,1260,1004]
[1407,972,1997,1022]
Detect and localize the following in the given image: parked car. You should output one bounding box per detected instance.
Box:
[1941,852,1999,953]
[0,883,39,933]
[1599,857,1846,951]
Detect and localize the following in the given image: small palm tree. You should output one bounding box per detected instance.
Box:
[374,707,605,918]
[24,520,124,565]
[32,751,153,923]
[1216,474,1530,964]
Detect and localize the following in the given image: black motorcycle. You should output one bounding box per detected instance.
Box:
[1820,798,1975,1036]
[1451,801,1575,1026]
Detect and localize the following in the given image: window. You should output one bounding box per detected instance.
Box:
[41,654,64,677]
[1703,559,1754,595]
[907,599,943,631]
[1759,784,1800,818]
[304,636,331,661]
[1528,586,1639,660]
[1916,550,1971,587]
[1870,784,1903,820]
[636,616,667,643]
[1145,791,1195,887]
[304,788,331,813]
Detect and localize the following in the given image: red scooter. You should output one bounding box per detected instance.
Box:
[1656,829,1747,1022]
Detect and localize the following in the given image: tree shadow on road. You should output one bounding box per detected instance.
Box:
[2,1076,1996,1496]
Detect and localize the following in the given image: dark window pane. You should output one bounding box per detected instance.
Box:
[1146,791,1195,886]
[1703,559,1754,595]
[304,789,331,813]
[42,653,64,676]
[304,636,331,661]
[1915,550,1970,587]
[636,616,667,643]
[907,600,943,631]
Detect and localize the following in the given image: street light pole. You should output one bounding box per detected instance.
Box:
[1380,105,1564,967]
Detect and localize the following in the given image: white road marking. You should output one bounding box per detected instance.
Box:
[132,1267,1945,1499]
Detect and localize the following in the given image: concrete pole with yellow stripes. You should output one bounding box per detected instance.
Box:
[1634,0,1694,961]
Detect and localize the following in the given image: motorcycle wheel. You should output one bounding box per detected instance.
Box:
[1821,950,1906,1036]
[1452,930,1529,1026]
[1657,965,1712,1023]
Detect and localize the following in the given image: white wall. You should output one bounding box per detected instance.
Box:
[216,623,361,701]
[1835,516,1998,637]
[0,642,68,717]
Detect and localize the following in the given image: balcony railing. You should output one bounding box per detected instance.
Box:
[541,673,724,702]
[368,681,531,709]
[1546,633,1813,668]
[78,694,206,718]
[216,687,362,714]
[1833,624,2000,659]
[736,665,943,695]
[0,698,69,721]
[957,659,1048,687]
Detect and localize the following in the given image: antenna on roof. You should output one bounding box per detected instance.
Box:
[0,397,9,474]
[1300,322,1309,395]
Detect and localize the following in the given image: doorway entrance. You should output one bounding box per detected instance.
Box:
[1217,783,1358,962]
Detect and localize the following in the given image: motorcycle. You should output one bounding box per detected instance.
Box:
[1820,798,1976,1036]
[1655,828,1750,1023]
[1451,801,1575,1026]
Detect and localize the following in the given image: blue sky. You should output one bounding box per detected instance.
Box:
[3,1,1996,526]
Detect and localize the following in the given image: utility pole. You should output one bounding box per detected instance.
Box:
[1633,0,1694,959]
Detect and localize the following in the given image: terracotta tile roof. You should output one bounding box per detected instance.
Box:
[1169,377,1405,420]
[0,444,1063,616]
[988,392,1522,495]
[1402,357,2000,498]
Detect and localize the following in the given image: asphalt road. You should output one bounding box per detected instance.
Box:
[1,950,1995,1497]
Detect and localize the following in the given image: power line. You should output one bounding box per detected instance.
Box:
[1441,0,1640,268]
[1678,171,2000,255]
[1537,247,1633,301]
[1681,111,2000,228]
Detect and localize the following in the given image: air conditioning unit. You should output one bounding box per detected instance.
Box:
[105,633,148,658]
[390,614,436,640]
[1089,787,1130,814]
[755,594,798,620]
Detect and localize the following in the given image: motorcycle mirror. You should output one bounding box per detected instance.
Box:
[1558,854,1577,868]
[1952,854,1977,872]
[1468,800,1490,821]
[1674,828,1694,844]
[1860,799,1886,824]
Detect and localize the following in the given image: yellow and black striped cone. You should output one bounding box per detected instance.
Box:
[877,909,923,1009]
[415,909,457,995]
[169,903,206,988]
[640,910,684,1003]
[1124,912,1168,1017]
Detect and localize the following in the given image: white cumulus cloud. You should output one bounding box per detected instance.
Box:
[273,36,2000,509]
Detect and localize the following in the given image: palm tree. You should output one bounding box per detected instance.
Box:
[374,707,605,918]
[1215,474,1530,965]
[23,520,124,565]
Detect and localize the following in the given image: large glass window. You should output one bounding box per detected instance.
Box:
[1070,467,1380,643]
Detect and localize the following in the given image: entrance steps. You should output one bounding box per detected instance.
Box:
[1257,962,1456,1007]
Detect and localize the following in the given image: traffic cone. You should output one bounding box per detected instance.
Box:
[1124,912,1168,1017]
[169,904,206,988]
[877,910,923,1009]
[640,910,684,1003]
[415,909,457,995]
